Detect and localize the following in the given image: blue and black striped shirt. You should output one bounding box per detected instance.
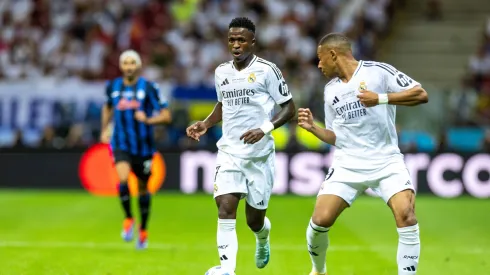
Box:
[106,77,168,157]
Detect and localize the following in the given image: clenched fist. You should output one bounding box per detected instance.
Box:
[297,108,314,131]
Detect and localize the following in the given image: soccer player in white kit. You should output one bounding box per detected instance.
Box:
[298,33,429,275]
[186,17,296,273]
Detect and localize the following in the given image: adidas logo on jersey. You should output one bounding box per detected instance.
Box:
[257,201,264,206]
[332,96,340,105]
[221,78,230,86]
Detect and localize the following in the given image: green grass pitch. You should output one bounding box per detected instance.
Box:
[0,191,489,275]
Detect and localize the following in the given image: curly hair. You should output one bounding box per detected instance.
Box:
[229,17,256,33]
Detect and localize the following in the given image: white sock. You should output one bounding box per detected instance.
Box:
[306,219,329,274]
[397,224,420,274]
[254,216,271,244]
[217,219,238,271]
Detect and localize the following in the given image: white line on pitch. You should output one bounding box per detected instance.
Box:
[0,241,487,254]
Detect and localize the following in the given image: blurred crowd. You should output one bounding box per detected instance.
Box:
[0,0,395,89]
[0,0,398,150]
[451,17,490,127]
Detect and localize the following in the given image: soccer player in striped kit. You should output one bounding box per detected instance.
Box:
[100,50,171,249]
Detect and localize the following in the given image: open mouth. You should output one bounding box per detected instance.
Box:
[232,51,242,57]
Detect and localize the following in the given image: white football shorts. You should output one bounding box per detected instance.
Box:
[318,160,415,205]
[213,150,275,210]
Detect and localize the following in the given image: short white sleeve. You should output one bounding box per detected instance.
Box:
[215,72,223,102]
[383,65,421,93]
[265,65,292,105]
[324,104,336,131]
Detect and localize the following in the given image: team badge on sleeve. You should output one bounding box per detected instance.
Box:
[396,73,413,88]
[279,80,289,96]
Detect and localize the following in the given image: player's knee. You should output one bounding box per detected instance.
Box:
[396,206,417,227]
[137,179,148,194]
[216,194,239,219]
[217,202,237,219]
[138,188,149,195]
[118,174,130,182]
[311,212,337,228]
[218,207,236,219]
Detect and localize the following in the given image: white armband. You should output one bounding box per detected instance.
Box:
[378,94,389,105]
[260,121,275,134]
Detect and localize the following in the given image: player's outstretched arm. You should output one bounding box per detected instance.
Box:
[297,108,336,146]
[186,102,223,141]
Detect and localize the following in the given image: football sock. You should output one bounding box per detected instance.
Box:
[306,219,329,274]
[138,193,151,230]
[217,219,238,271]
[118,182,132,218]
[397,224,420,274]
[254,216,271,244]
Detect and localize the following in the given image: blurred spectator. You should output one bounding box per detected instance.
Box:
[12,130,26,149]
[482,129,490,152]
[448,77,479,126]
[426,0,442,21]
[469,46,490,78]
[285,121,307,151]
[436,131,449,153]
[38,126,57,148]
[476,83,490,125]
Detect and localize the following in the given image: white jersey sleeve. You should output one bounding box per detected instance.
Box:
[265,65,292,105]
[382,63,421,93]
[323,82,337,131]
[215,70,223,102]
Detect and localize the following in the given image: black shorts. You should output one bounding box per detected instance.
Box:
[113,150,153,181]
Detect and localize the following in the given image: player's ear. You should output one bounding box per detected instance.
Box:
[330,50,337,62]
[251,37,256,47]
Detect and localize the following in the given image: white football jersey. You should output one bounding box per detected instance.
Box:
[324,60,421,170]
[215,55,292,158]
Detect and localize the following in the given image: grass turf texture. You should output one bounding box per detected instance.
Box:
[0,191,489,275]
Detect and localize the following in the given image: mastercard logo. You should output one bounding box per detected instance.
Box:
[79,143,166,196]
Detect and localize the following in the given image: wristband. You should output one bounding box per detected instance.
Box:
[378,94,389,105]
[259,121,275,134]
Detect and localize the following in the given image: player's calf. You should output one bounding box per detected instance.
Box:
[216,194,240,272]
[116,162,132,220]
[115,161,133,242]
[307,194,349,275]
[388,190,420,274]
[137,179,151,230]
[245,203,271,269]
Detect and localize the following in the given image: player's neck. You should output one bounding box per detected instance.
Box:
[233,54,255,71]
[338,60,359,83]
[123,76,139,86]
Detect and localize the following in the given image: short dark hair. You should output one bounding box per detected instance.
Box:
[319,33,351,51]
[229,17,256,33]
